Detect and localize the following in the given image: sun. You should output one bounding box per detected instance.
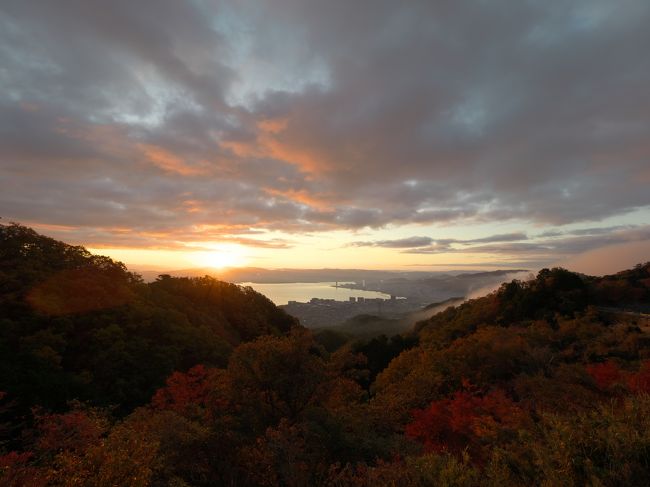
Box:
[191,245,247,269]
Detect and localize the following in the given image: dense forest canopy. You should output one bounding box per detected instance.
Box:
[1,223,650,486]
[0,223,297,415]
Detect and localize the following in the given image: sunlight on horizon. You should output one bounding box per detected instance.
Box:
[190,246,248,269]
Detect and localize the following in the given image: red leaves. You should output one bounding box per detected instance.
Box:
[586,361,622,390]
[0,451,32,469]
[151,364,218,415]
[406,398,454,454]
[586,359,650,395]
[405,386,524,456]
[35,408,108,454]
[627,361,650,394]
[0,451,47,487]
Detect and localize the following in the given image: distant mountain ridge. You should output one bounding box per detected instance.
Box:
[136,266,527,284]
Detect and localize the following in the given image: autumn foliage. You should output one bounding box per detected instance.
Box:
[586,359,650,394]
[2,226,650,486]
[151,364,218,415]
[586,360,623,390]
[627,361,650,394]
[406,386,525,457]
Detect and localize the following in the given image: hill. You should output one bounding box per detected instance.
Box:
[136,266,442,284]
[1,223,650,486]
[0,223,297,415]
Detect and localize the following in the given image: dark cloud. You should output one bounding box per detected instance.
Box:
[1,0,650,248]
[351,232,528,250]
[351,236,435,248]
[463,233,528,244]
[404,226,650,265]
[537,225,638,238]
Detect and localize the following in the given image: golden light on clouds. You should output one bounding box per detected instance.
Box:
[3,0,650,276]
[139,143,207,176]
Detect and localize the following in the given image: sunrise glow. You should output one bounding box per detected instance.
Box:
[3,3,650,483]
[2,0,650,275]
[190,246,248,269]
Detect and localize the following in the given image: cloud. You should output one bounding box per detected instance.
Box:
[352,232,527,249]
[462,233,528,244]
[350,236,434,248]
[1,0,650,250]
[537,225,638,238]
[403,225,650,265]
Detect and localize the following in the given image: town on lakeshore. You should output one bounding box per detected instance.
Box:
[282,294,417,328]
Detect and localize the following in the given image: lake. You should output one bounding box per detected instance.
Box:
[239,281,391,305]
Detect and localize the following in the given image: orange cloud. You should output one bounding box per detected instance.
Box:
[257,117,288,134]
[264,138,329,175]
[222,117,329,176]
[221,139,263,159]
[181,199,204,214]
[27,222,78,232]
[139,144,207,176]
[264,187,333,211]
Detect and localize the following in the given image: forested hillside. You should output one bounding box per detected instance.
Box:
[0,223,297,416]
[1,224,650,486]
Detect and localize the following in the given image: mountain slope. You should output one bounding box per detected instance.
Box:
[0,223,297,413]
[2,225,650,486]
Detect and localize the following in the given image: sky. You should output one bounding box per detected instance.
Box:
[1,0,649,274]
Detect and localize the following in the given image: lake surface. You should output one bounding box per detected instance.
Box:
[239,281,391,305]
